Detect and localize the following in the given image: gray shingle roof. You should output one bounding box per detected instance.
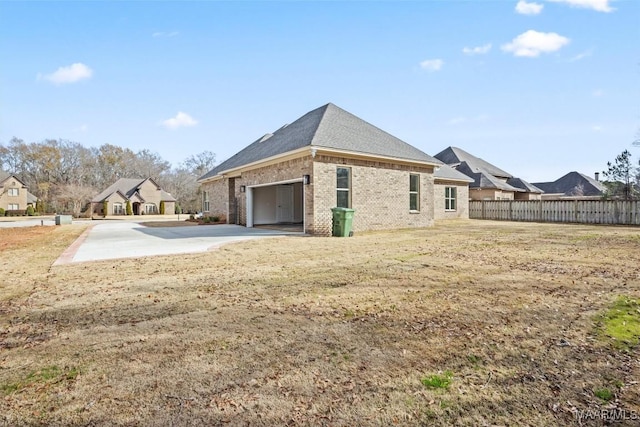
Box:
[199,103,440,181]
[434,164,474,182]
[456,163,523,192]
[92,178,176,203]
[506,177,543,194]
[434,146,513,179]
[533,172,606,197]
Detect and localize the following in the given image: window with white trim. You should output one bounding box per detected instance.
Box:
[336,167,351,208]
[113,203,124,215]
[409,174,420,211]
[445,187,457,211]
[8,188,19,196]
[203,191,210,212]
[145,204,157,214]
[8,203,19,210]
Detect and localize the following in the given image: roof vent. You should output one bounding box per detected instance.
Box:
[276,123,289,132]
[259,133,273,142]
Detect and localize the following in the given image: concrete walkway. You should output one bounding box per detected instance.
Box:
[54,222,302,265]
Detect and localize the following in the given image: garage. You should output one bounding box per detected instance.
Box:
[246,179,304,229]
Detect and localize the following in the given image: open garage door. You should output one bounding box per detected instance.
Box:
[247,180,304,228]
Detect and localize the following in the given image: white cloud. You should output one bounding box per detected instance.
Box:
[462,44,492,55]
[38,63,93,85]
[592,125,603,132]
[152,31,179,38]
[592,89,604,97]
[516,0,544,15]
[501,30,570,57]
[567,50,592,62]
[73,124,89,132]
[419,59,444,72]
[547,0,614,12]
[161,112,198,130]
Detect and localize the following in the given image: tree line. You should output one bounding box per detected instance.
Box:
[0,137,215,216]
[603,149,640,200]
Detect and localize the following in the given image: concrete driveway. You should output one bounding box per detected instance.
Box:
[54,222,302,265]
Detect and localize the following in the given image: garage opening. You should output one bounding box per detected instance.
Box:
[247,180,304,232]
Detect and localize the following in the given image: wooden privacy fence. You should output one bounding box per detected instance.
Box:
[469,200,640,225]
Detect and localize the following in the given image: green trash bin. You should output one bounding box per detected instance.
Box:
[331,207,355,237]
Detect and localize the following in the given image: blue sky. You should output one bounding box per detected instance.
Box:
[1,0,638,182]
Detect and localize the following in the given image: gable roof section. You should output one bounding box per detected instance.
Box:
[199,103,440,181]
[533,172,606,196]
[456,162,523,192]
[434,164,474,183]
[0,173,28,188]
[506,177,543,194]
[434,146,513,179]
[92,177,176,203]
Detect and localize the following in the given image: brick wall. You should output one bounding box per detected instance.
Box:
[434,181,470,220]
[470,188,515,201]
[201,178,231,220]
[201,155,438,235]
[313,155,435,235]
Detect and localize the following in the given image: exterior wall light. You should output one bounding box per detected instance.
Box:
[240,185,246,193]
[303,175,311,185]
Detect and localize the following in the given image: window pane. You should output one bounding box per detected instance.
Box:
[410,175,419,192]
[337,167,350,189]
[410,194,418,211]
[337,190,349,208]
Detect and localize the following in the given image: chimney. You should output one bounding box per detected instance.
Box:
[594,172,600,181]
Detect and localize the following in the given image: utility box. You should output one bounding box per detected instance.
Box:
[55,215,72,225]
[331,207,355,237]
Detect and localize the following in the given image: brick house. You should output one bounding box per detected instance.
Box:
[434,146,543,201]
[0,173,37,213]
[91,178,176,216]
[433,165,474,220]
[198,103,447,235]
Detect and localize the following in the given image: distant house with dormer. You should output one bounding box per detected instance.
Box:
[91,178,176,216]
[0,172,38,214]
[434,147,543,201]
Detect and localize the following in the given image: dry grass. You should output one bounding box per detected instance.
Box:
[1,220,639,426]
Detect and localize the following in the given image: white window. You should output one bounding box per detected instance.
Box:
[445,187,457,211]
[8,188,19,196]
[203,191,210,212]
[145,204,157,214]
[113,203,124,215]
[8,203,19,210]
[336,167,351,208]
[409,174,420,211]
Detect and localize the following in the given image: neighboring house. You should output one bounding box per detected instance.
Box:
[0,172,37,212]
[433,164,474,219]
[434,146,543,201]
[533,172,606,200]
[198,103,445,235]
[91,178,176,216]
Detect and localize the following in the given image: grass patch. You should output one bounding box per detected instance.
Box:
[596,296,640,350]
[1,366,79,396]
[594,388,614,402]
[421,371,453,390]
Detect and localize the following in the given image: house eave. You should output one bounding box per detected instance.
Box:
[198,146,439,184]
[312,146,440,169]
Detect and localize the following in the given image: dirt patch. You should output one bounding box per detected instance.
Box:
[1,220,639,426]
